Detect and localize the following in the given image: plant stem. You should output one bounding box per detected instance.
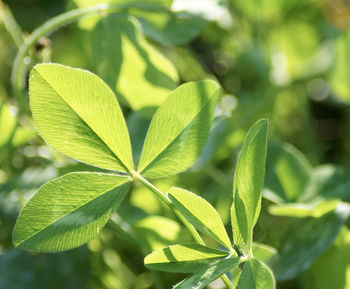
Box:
[133,171,205,245]
[11,3,168,113]
[221,274,235,289]
[133,171,239,288]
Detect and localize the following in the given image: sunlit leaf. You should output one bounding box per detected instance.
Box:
[231,119,268,254]
[269,199,340,218]
[173,257,241,289]
[236,258,275,289]
[138,80,219,178]
[132,215,181,251]
[29,63,133,172]
[13,172,130,252]
[91,16,178,116]
[168,187,232,248]
[144,243,229,273]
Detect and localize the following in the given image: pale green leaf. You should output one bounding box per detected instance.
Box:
[132,215,181,251]
[269,199,340,218]
[231,119,268,254]
[0,101,17,147]
[277,204,350,280]
[91,16,179,115]
[144,243,229,273]
[29,63,133,172]
[236,258,275,289]
[168,187,231,248]
[173,257,241,289]
[13,172,130,252]
[138,80,219,178]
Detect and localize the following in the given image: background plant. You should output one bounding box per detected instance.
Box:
[1,0,350,288]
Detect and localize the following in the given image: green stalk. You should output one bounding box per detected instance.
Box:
[133,171,205,246]
[11,3,168,111]
[133,171,237,288]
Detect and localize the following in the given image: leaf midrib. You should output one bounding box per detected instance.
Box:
[34,69,130,173]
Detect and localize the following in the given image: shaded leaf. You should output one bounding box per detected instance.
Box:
[168,187,231,248]
[138,80,219,178]
[91,16,178,115]
[73,0,206,45]
[264,142,311,203]
[330,30,350,103]
[13,172,130,252]
[29,63,133,172]
[0,248,89,289]
[252,242,278,266]
[300,165,350,203]
[134,10,207,45]
[231,119,268,254]
[276,204,350,280]
[236,258,275,289]
[144,243,229,273]
[173,257,241,289]
[303,226,350,289]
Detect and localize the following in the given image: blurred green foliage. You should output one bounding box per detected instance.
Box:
[1,0,350,288]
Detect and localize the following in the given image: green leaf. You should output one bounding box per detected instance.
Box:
[231,119,268,254]
[0,248,89,289]
[0,101,16,147]
[13,172,130,252]
[138,80,219,178]
[73,0,207,45]
[173,257,241,289]
[29,63,133,173]
[252,242,278,265]
[144,243,229,273]
[127,112,151,163]
[300,165,350,203]
[264,142,311,203]
[276,204,350,280]
[330,30,350,103]
[134,11,207,45]
[236,258,275,289]
[168,187,231,248]
[303,226,350,289]
[91,16,179,116]
[268,199,340,218]
[132,215,181,251]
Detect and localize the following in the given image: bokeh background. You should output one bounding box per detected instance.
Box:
[1,0,350,288]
